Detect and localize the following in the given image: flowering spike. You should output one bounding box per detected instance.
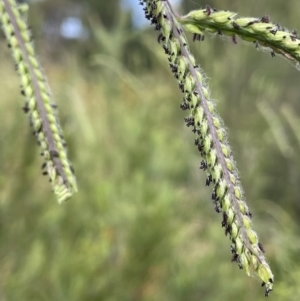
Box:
[179,7,300,69]
[0,0,77,203]
[141,0,273,295]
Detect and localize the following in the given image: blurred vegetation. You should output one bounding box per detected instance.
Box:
[1,0,300,300]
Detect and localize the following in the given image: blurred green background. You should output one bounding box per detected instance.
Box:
[1,0,300,300]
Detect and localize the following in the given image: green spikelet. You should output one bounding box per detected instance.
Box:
[0,0,77,203]
[179,6,300,69]
[142,0,273,296]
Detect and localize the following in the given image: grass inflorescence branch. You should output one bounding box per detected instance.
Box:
[0,0,77,203]
[141,0,274,296]
[179,6,300,69]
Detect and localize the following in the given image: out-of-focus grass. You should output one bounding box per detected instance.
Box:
[0,20,300,300]
[0,43,214,301]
